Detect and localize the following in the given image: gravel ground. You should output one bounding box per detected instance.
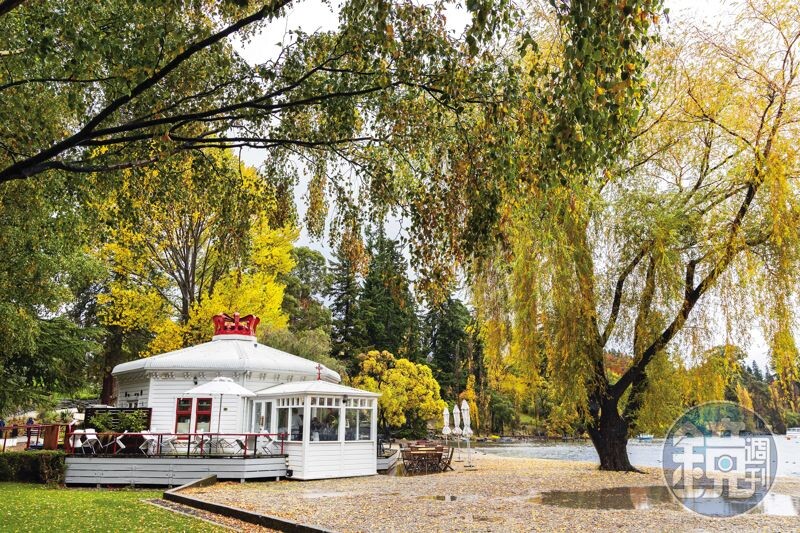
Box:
[185,453,800,532]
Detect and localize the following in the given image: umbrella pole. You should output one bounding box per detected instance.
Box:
[217,393,223,434]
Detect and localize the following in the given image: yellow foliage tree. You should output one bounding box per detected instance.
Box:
[352,350,446,436]
[458,374,480,432]
[90,148,295,400]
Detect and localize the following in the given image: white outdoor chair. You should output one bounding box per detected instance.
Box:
[139,432,157,456]
[160,434,178,454]
[230,438,247,455]
[83,429,101,454]
[258,435,281,456]
[103,432,126,455]
[191,432,211,454]
[69,430,85,454]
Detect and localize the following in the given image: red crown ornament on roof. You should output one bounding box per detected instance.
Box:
[212,312,260,337]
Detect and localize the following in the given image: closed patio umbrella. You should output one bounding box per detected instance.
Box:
[442,406,451,446]
[184,377,255,433]
[452,404,462,461]
[461,399,472,437]
[461,399,474,467]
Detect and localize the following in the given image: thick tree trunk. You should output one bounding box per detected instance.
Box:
[587,399,638,472]
[100,326,124,405]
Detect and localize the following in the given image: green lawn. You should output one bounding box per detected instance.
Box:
[0,483,224,532]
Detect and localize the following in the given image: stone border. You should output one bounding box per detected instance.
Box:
[163,476,334,533]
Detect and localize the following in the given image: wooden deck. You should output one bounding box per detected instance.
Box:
[65,455,287,486]
[377,448,399,472]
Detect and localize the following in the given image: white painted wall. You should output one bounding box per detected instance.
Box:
[141,372,293,434]
[283,441,305,478]
[299,441,376,480]
[115,373,149,408]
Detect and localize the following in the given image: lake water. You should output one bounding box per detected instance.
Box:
[476,437,800,478]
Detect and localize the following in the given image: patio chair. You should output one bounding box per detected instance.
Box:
[83,429,101,455]
[191,433,211,455]
[68,431,85,454]
[440,447,454,472]
[139,433,157,456]
[401,449,421,475]
[103,433,126,455]
[231,438,247,455]
[258,435,281,456]
[159,435,179,454]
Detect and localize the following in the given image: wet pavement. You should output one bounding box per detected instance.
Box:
[529,485,800,516]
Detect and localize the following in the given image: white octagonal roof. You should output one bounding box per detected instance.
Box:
[112,335,340,382]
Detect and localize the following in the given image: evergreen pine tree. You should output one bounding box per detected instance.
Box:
[281,247,332,332]
[329,241,365,367]
[751,360,764,382]
[358,227,420,360]
[423,296,471,397]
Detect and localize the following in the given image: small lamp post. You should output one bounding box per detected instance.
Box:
[452,404,462,462]
[461,399,474,468]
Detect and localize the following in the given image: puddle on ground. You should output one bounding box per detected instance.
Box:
[418,494,480,502]
[529,486,800,517]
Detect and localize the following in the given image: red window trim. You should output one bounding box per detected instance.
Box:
[175,397,192,433]
[194,397,213,432]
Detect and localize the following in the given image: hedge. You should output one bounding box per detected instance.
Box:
[0,451,66,484]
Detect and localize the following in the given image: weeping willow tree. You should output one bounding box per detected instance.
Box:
[469,0,800,470]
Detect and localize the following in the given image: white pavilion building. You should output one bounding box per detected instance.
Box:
[110,312,380,480]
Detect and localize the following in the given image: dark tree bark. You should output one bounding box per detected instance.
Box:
[588,394,637,472]
[100,325,124,405]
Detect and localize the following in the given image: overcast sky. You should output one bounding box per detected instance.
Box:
[235,0,772,368]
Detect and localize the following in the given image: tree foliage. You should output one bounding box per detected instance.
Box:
[424,296,471,398]
[358,228,419,360]
[351,350,446,436]
[0,174,102,414]
[281,247,333,332]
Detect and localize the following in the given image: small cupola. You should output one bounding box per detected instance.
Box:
[212,312,260,340]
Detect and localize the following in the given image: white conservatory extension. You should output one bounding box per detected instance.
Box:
[105,312,380,481]
[255,380,379,480]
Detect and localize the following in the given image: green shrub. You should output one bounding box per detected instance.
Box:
[785,411,800,429]
[87,412,114,432]
[0,451,66,484]
[117,410,147,432]
[40,410,58,424]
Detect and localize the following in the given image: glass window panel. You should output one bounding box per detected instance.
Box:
[289,407,304,441]
[195,414,211,433]
[358,409,372,440]
[175,414,191,434]
[345,409,358,441]
[310,407,340,441]
[277,408,289,437]
[263,402,272,433]
[254,402,263,431]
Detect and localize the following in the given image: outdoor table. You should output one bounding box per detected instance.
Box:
[409,450,445,474]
